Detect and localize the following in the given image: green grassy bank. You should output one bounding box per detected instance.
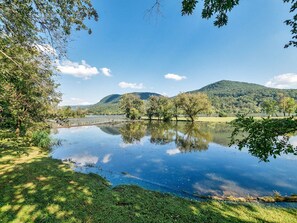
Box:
[1,133,297,222]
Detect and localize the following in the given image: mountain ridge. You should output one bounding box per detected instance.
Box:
[73,80,297,114]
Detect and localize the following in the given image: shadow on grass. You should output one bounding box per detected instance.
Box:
[0,134,297,223]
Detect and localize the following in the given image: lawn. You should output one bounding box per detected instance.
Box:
[1,131,297,223]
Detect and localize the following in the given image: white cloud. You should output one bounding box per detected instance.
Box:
[166,148,181,156]
[100,67,112,77]
[265,73,297,89]
[56,60,99,79]
[164,73,187,81]
[118,82,144,89]
[60,97,92,106]
[66,154,99,166]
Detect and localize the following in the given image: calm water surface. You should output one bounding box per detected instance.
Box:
[51,122,297,199]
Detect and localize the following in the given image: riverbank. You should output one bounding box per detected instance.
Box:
[1,133,297,222]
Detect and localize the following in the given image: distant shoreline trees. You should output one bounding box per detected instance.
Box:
[120,92,212,122]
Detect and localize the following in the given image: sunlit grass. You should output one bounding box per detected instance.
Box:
[1,131,297,222]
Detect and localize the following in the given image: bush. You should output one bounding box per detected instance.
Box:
[31,130,51,149]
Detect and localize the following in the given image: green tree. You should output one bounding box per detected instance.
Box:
[0,0,98,134]
[119,94,144,119]
[146,96,174,122]
[146,96,161,121]
[0,0,98,55]
[176,93,212,122]
[0,38,60,135]
[279,96,296,116]
[261,99,278,117]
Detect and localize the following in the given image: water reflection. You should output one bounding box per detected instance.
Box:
[119,122,147,144]
[113,121,231,152]
[51,122,297,199]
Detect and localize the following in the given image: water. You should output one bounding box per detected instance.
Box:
[51,122,297,200]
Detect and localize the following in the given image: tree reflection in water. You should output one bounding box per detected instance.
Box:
[119,122,147,144]
[118,121,215,152]
[175,123,212,152]
[101,121,297,161]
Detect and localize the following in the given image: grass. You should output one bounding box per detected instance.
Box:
[1,131,297,222]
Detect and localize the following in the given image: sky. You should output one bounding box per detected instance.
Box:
[55,0,297,106]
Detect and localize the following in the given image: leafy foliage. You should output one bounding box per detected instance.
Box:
[176,92,212,122]
[178,0,297,47]
[0,0,98,134]
[230,115,297,162]
[0,0,98,54]
[31,130,51,149]
[119,94,144,120]
[146,96,173,121]
[0,37,60,134]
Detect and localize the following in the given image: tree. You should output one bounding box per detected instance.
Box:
[119,94,144,120]
[176,93,212,122]
[0,37,60,135]
[261,99,278,117]
[152,0,297,48]
[0,0,98,134]
[146,96,174,121]
[279,96,296,116]
[146,96,161,121]
[0,0,98,55]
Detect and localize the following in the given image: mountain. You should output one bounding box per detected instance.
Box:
[188,80,297,114]
[89,92,162,114]
[74,80,297,115]
[94,92,162,105]
[193,80,267,93]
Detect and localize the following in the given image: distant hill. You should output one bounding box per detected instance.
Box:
[94,92,161,106]
[188,80,297,114]
[193,80,266,93]
[72,80,297,115]
[89,92,162,114]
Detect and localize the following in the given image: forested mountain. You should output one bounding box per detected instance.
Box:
[190,80,297,114]
[88,92,161,114]
[82,80,297,115]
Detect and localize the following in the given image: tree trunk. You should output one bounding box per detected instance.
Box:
[15,119,21,137]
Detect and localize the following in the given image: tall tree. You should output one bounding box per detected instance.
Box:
[119,94,144,120]
[0,0,98,134]
[0,37,60,134]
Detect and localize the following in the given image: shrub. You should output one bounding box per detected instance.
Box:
[31,130,51,149]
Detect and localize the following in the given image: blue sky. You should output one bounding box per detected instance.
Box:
[56,0,297,106]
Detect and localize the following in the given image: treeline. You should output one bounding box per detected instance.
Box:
[119,92,212,122]
[261,95,297,117]
[197,80,297,115]
[57,107,88,119]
